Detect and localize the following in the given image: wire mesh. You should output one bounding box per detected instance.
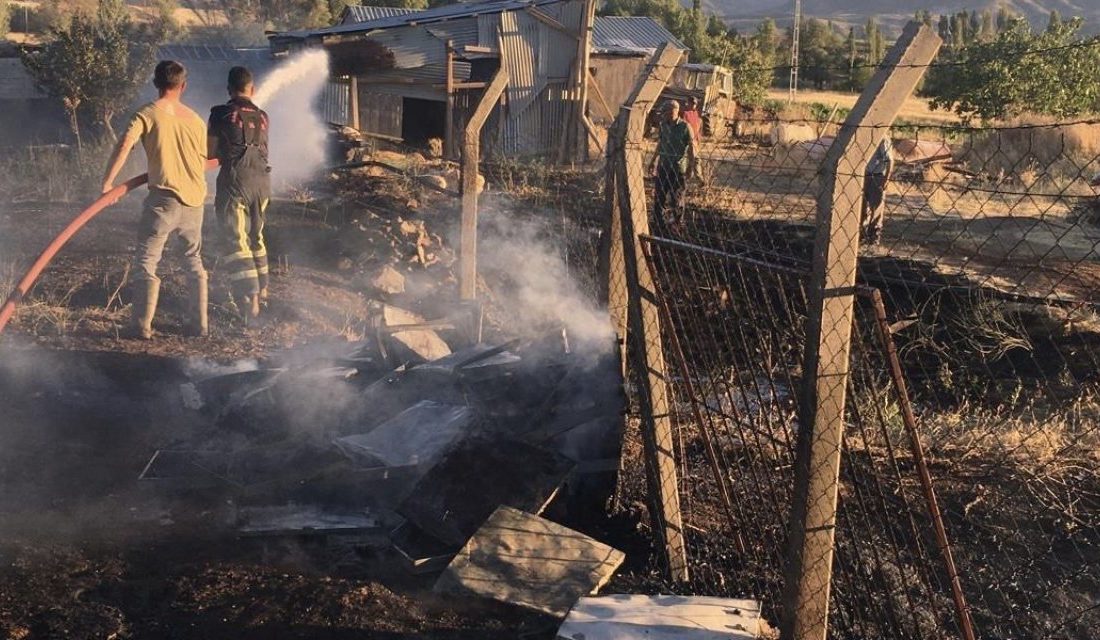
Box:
[611,92,1100,639]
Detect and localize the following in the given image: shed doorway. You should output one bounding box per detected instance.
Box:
[401,98,446,146]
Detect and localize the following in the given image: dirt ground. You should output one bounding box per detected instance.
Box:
[0,166,646,638]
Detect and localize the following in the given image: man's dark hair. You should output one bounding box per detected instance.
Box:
[228,66,254,94]
[153,60,187,91]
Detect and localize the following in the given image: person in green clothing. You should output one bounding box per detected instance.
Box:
[648,99,698,234]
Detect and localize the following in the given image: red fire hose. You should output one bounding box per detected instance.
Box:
[0,159,219,336]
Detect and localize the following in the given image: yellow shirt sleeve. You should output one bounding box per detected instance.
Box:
[122,109,148,146]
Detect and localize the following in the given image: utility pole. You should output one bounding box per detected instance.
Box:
[789,0,801,102]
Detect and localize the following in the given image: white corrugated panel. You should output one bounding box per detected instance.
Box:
[321,79,351,124]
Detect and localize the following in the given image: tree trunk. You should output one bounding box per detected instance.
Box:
[102,110,117,143]
[68,107,82,153]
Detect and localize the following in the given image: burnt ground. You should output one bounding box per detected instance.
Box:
[0,170,646,638]
[0,346,653,640]
[5,149,1097,639]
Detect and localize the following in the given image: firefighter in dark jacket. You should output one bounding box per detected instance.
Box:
[208,66,271,324]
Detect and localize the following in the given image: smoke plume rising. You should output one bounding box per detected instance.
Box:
[253,49,331,190]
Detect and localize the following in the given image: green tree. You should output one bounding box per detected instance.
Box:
[865,17,885,65]
[937,14,951,42]
[926,17,1100,121]
[754,17,778,64]
[980,10,994,41]
[327,0,349,20]
[1047,10,1062,33]
[21,0,164,147]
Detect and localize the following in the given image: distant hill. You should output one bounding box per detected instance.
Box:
[710,0,1100,35]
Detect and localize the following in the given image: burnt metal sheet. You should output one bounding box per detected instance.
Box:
[237,504,381,536]
[333,400,471,469]
[397,437,574,546]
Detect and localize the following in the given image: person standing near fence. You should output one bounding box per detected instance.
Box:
[208,66,272,325]
[649,99,698,234]
[101,60,208,340]
[682,97,703,139]
[861,136,894,246]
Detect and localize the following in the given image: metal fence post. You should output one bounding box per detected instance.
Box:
[459,68,509,301]
[782,22,942,640]
[611,42,689,581]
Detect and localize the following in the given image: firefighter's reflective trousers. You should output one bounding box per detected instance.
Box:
[215,185,269,301]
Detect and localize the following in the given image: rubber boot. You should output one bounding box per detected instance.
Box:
[128,278,160,340]
[186,274,209,337]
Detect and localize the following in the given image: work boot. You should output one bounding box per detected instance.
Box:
[232,292,260,328]
[258,286,269,309]
[185,274,209,337]
[127,278,160,340]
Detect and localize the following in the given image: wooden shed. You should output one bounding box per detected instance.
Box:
[586,16,687,128]
[271,0,598,162]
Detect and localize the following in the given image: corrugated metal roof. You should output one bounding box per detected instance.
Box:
[2,45,274,101]
[340,5,422,25]
[158,44,272,63]
[590,16,686,53]
[291,7,686,55]
[273,0,564,40]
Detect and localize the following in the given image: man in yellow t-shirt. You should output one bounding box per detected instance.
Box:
[102,60,209,339]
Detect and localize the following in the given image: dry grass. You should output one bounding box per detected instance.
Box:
[958,115,1100,191]
[923,392,1100,467]
[766,88,957,125]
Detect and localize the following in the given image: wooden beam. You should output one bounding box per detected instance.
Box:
[349,75,360,130]
[445,40,455,160]
[613,42,689,582]
[582,113,603,154]
[459,68,509,301]
[453,81,488,90]
[587,70,615,121]
[781,22,942,640]
[573,0,596,161]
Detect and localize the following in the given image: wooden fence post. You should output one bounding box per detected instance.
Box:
[349,76,360,131]
[781,22,942,640]
[459,68,509,301]
[610,42,689,581]
[445,41,456,160]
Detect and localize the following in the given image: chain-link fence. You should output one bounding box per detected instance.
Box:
[589,28,1100,640]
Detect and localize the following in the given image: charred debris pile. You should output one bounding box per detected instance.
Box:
[141,296,629,610]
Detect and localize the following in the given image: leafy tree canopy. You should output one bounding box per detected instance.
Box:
[925,17,1100,121]
[21,0,169,146]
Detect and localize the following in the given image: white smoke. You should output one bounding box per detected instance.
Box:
[478,201,614,352]
[253,49,331,190]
